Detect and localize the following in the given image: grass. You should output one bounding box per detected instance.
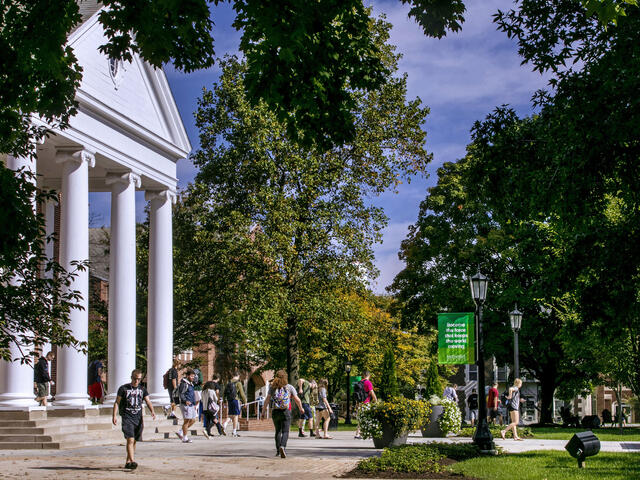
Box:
[457,424,640,441]
[529,426,640,442]
[450,450,640,480]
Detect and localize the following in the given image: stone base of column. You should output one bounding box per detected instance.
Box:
[0,394,39,408]
[47,405,100,417]
[53,393,91,407]
[147,391,171,407]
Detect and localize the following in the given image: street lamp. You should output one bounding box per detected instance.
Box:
[344,361,353,424]
[470,271,494,452]
[509,306,523,379]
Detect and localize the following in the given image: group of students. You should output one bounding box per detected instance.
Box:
[111,366,378,468]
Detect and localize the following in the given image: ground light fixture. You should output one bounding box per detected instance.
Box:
[565,431,601,468]
[469,270,494,452]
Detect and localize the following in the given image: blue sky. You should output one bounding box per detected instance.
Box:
[90,0,549,294]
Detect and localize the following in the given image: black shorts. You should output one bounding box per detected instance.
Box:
[489,408,498,419]
[122,415,144,441]
[300,403,313,420]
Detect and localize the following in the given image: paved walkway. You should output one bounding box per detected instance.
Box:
[0,430,635,479]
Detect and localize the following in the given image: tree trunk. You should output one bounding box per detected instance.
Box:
[286,315,299,386]
[538,372,557,424]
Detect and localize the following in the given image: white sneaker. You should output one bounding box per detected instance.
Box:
[176,431,184,440]
[182,436,192,443]
[203,430,210,439]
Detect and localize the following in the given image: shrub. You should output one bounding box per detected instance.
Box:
[356,443,483,474]
[423,361,442,398]
[379,346,399,401]
[358,397,432,439]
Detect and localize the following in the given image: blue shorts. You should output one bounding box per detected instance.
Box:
[228,399,241,416]
[300,403,313,420]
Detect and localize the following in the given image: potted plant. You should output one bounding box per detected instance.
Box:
[358,397,431,448]
[421,396,461,437]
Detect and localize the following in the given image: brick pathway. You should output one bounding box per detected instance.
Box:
[0,429,633,479]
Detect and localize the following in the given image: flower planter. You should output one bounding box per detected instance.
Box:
[372,421,409,449]
[421,405,445,437]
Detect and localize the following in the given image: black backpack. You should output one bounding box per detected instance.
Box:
[500,390,509,406]
[352,380,367,403]
[224,381,237,402]
[175,379,188,405]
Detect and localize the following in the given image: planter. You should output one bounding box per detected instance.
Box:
[372,421,409,449]
[421,405,445,437]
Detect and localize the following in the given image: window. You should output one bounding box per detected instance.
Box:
[109,58,124,88]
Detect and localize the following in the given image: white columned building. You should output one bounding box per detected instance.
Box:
[0,2,190,409]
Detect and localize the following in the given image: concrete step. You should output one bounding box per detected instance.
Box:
[0,424,90,435]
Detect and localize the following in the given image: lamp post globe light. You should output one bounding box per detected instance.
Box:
[345,361,353,424]
[470,271,495,452]
[509,306,523,379]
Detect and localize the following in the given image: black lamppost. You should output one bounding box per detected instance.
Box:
[344,361,353,424]
[470,271,495,452]
[509,306,523,379]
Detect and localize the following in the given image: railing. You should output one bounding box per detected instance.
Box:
[216,399,270,421]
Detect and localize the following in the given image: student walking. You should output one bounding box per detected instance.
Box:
[88,358,105,404]
[112,369,156,470]
[176,369,197,443]
[34,351,54,406]
[264,369,303,458]
[443,383,458,402]
[309,380,318,436]
[467,388,479,427]
[354,371,377,439]
[487,382,500,424]
[164,358,180,419]
[224,373,246,437]
[297,377,313,437]
[500,378,523,441]
[314,379,334,439]
[201,378,224,438]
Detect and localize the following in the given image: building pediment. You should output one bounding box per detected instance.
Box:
[68,9,191,159]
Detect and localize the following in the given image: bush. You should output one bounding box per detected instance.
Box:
[356,443,483,474]
[423,361,442,398]
[358,397,431,439]
[379,346,399,401]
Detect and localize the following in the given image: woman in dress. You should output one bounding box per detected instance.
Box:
[263,369,303,458]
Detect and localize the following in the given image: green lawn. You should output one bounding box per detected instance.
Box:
[529,426,640,442]
[451,450,640,480]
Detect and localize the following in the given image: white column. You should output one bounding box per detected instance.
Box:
[0,155,38,407]
[105,172,141,402]
[39,197,57,356]
[54,149,94,407]
[145,190,176,404]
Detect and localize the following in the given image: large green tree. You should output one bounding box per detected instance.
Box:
[178,15,429,383]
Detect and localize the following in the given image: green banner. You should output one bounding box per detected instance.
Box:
[438,312,475,364]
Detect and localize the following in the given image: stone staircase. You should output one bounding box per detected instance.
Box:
[0,406,185,449]
[0,407,276,449]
